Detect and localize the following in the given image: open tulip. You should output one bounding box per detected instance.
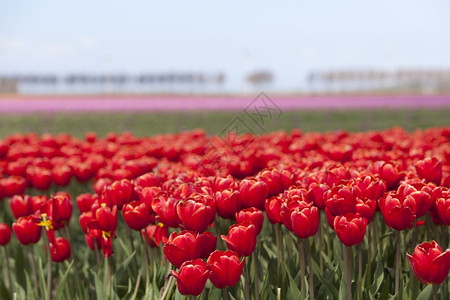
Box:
[407,240,450,285]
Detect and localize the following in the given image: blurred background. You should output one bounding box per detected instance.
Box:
[0,0,449,137]
[1,0,450,96]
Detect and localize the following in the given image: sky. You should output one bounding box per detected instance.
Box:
[1,0,450,92]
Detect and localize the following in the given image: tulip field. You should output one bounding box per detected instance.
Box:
[0,108,449,300]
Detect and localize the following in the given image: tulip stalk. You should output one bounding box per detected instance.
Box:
[252,251,259,300]
[3,247,13,300]
[343,245,352,300]
[305,238,314,300]
[44,234,52,300]
[395,231,402,300]
[243,262,251,300]
[28,247,40,297]
[356,244,362,300]
[139,232,150,291]
[432,285,437,300]
[298,239,306,300]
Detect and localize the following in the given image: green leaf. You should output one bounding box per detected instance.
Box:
[416,285,433,300]
[37,257,47,300]
[93,271,107,300]
[55,261,74,300]
[24,271,37,300]
[368,260,384,296]
[114,251,136,285]
[283,261,300,299]
[316,270,339,300]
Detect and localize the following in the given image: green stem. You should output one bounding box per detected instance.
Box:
[28,247,40,297]
[253,251,259,300]
[222,288,229,300]
[305,238,314,300]
[3,247,13,300]
[318,214,324,274]
[357,244,362,300]
[343,245,352,300]
[395,231,402,300]
[298,239,306,300]
[46,240,52,300]
[243,262,251,300]
[140,230,150,291]
[126,226,138,270]
[433,285,437,300]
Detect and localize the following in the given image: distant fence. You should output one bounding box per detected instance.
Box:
[0,73,225,94]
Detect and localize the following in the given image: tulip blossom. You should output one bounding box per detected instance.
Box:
[235,207,264,235]
[221,222,257,257]
[334,213,368,247]
[290,205,319,239]
[215,189,241,219]
[239,178,268,209]
[142,223,169,248]
[123,201,151,231]
[265,196,284,224]
[0,223,12,245]
[12,215,42,245]
[50,237,71,262]
[407,241,450,285]
[176,195,215,233]
[9,195,34,219]
[171,259,209,296]
[415,157,442,185]
[207,250,245,289]
[379,188,416,231]
[436,193,450,225]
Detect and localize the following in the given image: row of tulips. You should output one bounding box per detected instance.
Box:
[0,127,449,299]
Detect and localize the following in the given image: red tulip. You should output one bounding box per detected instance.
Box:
[2,176,27,197]
[76,193,96,213]
[334,213,367,247]
[171,259,209,296]
[0,223,12,245]
[12,216,42,245]
[415,157,442,185]
[407,241,450,285]
[379,189,416,231]
[142,223,169,248]
[47,192,73,228]
[50,237,71,262]
[151,194,181,228]
[123,201,151,231]
[215,189,241,219]
[257,168,282,197]
[239,178,268,209]
[95,204,118,233]
[436,195,450,225]
[163,230,201,268]
[207,250,245,289]
[290,206,319,239]
[9,195,34,219]
[221,222,256,257]
[102,179,134,209]
[196,231,217,259]
[176,195,215,233]
[236,207,264,235]
[264,196,284,224]
[51,165,72,186]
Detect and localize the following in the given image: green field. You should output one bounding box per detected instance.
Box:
[1,108,449,138]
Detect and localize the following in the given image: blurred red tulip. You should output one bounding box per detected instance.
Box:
[123,201,151,231]
[415,157,442,185]
[239,178,268,210]
[50,237,71,262]
[12,215,42,245]
[0,223,12,245]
